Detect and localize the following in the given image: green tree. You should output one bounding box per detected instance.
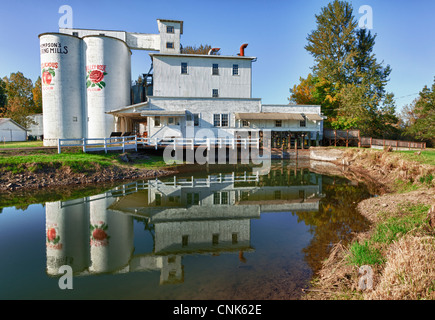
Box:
[32,76,43,114]
[181,44,218,55]
[305,0,358,85]
[2,72,35,128]
[402,77,435,145]
[291,0,394,135]
[0,78,7,115]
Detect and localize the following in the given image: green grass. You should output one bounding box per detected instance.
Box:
[393,179,422,193]
[0,141,44,148]
[371,204,430,244]
[0,151,176,174]
[395,149,435,166]
[347,204,431,267]
[347,241,385,266]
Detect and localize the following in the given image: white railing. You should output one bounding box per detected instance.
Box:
[58,136,137,154]
[58,136,261,153]
[60,172,261,207]
[138,137,260,150]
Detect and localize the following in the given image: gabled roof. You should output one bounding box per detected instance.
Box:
[0,118,27,131]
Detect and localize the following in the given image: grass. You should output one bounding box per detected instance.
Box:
[395,149,435,166]
[347,203,431,268]
[0,150,177,175]
[0,141,44,148]
[347,241,385,266]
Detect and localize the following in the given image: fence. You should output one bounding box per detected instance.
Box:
[58,136,260,154]
[138,137,260,150]
[360,137,426,150]
[323,129,361,147]
[58,136,137,154]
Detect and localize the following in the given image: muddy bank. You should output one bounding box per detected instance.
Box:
[0,149,178,195]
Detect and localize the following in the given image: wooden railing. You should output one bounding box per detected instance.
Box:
[360,137,426,150]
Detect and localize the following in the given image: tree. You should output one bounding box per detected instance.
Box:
[32,76,43,114]
[181,44,218,55]
[289,74,339,125]
[291,0,394,136]
[402,77,435,145]
[0,78,7,115]
[2,72,35,128]
[305,0,358,85]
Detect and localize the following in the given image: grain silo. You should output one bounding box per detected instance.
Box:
[88,196,134,273]
[45,201,90,276]
[83,36,131,138]
[38,33,85,146]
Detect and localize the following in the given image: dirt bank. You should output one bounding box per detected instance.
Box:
[0,150,177,194]
[302,148,435,300]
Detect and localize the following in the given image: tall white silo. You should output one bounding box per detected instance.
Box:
[88,195,134,273]
[83,36,131,138]
[38,33,85,146]
[45,200,90,276]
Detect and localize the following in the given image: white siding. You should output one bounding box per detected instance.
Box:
[152,55,253,98]
[0,120,27,141]
[146,97,261,139]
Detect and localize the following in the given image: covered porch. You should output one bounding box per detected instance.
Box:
[235,112,323,149]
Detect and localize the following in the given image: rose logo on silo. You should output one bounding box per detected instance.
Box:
[46,224,62,250]
[90,221,110,247]
[86,65,107,90]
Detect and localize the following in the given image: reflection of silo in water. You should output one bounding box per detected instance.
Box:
[45,200,90,275]
[38,33,85,146]
[89,195,134,273]
[83,36,131,138]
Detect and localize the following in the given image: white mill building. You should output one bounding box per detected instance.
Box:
[39,19,324,147]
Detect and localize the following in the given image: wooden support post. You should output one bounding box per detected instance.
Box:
[308,132,311,148]
[346,130,349,148]
[334,130,337,147]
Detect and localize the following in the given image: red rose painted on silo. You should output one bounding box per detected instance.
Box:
[92,228,108,241]
[46,225,61,249]
[89,70,104,83]
[90,221,110,246]
[86,65,107,90]
[47,227,57,242]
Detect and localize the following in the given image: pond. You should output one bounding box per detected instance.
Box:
[0,161,372,300]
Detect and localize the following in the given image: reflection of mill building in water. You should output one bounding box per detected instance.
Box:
[45,170,322,284]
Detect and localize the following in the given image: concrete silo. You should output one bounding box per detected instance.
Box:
[88,195,134,273]
[45,200,90,276]
[38,33,85,146]
[83,36,131,138]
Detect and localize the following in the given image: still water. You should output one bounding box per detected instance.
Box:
[0,162,371,300]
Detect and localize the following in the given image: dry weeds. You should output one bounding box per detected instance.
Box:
[366,235,435,300]
[302,148,435,300]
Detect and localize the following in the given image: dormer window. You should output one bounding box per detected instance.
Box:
[166,25,174,33]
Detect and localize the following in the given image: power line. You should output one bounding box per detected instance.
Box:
[394,93,419,100]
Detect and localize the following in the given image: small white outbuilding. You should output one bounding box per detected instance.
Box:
[0,118,27,142]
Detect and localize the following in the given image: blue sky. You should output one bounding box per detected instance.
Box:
[0,0,434,112]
